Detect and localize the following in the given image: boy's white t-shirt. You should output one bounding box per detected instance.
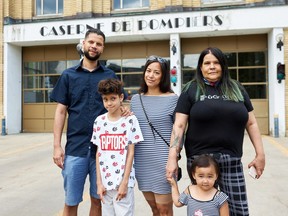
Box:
[91,113,144,190]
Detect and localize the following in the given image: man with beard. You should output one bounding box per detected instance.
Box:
[51,28,122,216]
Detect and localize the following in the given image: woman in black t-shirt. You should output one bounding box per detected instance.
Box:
[166,47,265,216]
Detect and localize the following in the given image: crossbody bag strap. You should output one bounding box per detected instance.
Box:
[139,94,181,160]
[139,94,170,147]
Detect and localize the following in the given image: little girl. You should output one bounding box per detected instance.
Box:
[168,154,229,216]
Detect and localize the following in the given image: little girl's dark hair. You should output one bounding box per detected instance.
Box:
[190,154,220,187]
[98,78,123,95]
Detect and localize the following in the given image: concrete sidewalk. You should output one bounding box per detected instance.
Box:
[0,133,288,215]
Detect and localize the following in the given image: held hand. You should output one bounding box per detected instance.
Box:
[53,146,64,169]
[248,154,265,179]
[166,157,178,180]
[167,176,177,187]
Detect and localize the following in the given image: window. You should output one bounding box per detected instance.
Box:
[24,57,172,102]
[113,0,149,10]
[101,58,168,100]
[237,52,267,99]
[36,0,63,16]
[201,0,245,7]
[181,51,267,99]
[181,54,199,84]
[23,60,75,103]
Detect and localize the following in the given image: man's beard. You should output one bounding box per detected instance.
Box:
[83,50,101,61]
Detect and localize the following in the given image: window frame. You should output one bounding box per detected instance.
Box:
[23,60,72,103]
[113,0,149,11]
[201,0,245,7]
[35,0,63,16]
[181,51,268,100]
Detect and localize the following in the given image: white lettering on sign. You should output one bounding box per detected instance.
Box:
[39,15,224,37]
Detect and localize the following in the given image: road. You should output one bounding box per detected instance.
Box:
[0,133,288,215]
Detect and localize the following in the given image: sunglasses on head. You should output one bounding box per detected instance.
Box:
[147,55,166,64]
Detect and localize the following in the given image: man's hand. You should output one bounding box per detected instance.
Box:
[53,146,64,169]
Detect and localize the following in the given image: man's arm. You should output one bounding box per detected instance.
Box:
[53,103,67,169]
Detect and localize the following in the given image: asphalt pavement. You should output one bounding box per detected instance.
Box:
[0,133,288,215]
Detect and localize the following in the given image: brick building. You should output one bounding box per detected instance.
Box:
[1,0,288,136]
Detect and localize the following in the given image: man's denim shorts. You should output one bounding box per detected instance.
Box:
[62,150,99,206]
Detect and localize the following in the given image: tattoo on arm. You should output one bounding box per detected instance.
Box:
[170,130,180,148]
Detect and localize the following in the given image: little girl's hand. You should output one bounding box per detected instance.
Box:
[167,177,176,186]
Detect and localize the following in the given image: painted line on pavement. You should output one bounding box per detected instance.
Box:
[0,141,51,157]
[263,135,288,156]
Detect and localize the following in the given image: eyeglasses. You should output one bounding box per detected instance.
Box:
[147,55,166,64]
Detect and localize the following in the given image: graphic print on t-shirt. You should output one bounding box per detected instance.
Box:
[100,134,126,151]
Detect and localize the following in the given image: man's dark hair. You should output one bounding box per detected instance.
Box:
[85,28,106,42]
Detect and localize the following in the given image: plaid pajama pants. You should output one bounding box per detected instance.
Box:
[187,153,249,216]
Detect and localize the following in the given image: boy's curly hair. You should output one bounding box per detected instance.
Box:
[98,78,123,95]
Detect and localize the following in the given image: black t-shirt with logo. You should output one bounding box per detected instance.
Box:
[176,81,253,158]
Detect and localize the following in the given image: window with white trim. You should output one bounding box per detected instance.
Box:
[36,0,63,16]
[201,0,245,7]
[181,51,268,99]
[113,0,149,10]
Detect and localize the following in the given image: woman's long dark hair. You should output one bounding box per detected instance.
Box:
[138,56,172,94]
[183,47,244,102]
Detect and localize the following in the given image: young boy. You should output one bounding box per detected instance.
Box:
[91,78,144,216]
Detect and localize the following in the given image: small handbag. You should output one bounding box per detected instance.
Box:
[139,94,182,181]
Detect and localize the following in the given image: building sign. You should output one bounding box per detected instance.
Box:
[5,11,227,44]
[39,15,224,37]
[4,6,288,45]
